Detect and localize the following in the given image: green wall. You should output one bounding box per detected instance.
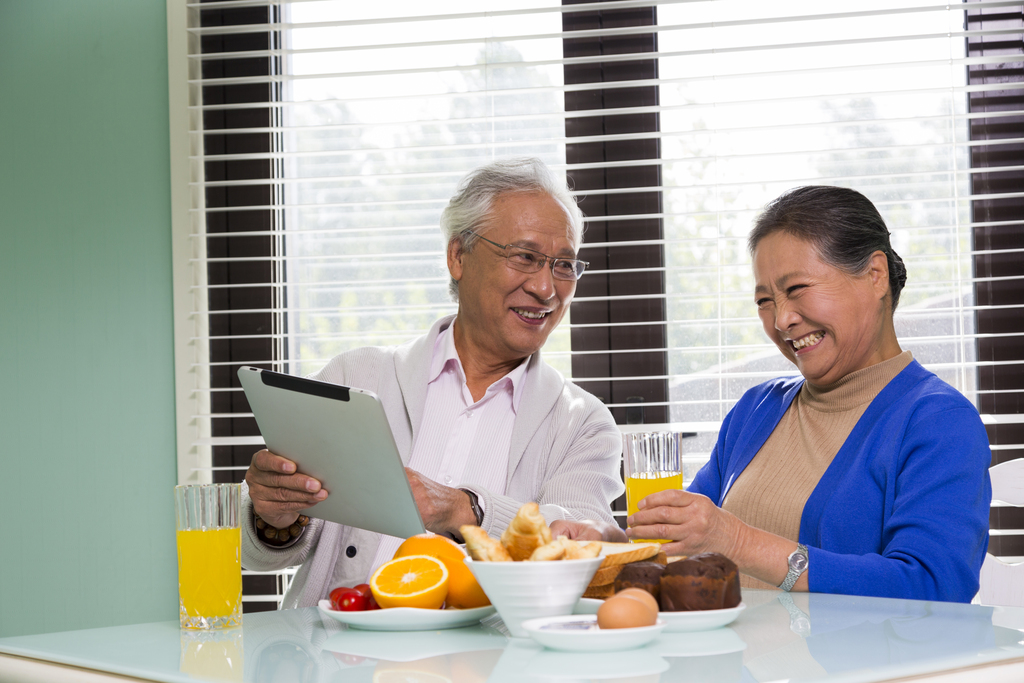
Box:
[0,0,178,636]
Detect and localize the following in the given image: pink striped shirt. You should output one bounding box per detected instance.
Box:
[361,320,527,578]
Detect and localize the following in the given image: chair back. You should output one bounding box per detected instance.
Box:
[977,458,1024,607]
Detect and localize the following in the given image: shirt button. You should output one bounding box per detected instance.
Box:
[444,476,452,484]
[346,545,357,558]
[466,410,474,418]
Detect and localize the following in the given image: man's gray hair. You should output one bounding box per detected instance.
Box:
[440,157,584,302]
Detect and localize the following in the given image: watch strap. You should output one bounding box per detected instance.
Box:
[461,488,483,526]
[780,543,809,592]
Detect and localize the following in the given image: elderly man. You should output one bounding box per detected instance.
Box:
[241,157,624,609]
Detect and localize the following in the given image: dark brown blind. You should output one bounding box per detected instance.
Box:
[967,0,1024,561]
[200,0,286,613]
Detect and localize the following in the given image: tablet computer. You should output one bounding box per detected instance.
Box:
[237,366,426,539]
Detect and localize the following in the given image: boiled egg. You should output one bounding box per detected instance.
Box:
[596,589,659,629]
[616,587,660,615]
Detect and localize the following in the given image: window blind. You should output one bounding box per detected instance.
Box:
[168,0,1024,593]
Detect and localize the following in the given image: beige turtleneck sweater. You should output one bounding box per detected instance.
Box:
[722,351,913,589]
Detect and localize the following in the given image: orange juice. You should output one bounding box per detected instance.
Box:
[626,472,683,543]
[176,528,242,627]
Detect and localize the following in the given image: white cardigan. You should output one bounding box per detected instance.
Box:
[240,315,624,608]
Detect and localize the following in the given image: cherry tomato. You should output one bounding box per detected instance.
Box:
[339,591,368,611]
[353,583,372,598]
[366,594,381,610]
[329,586,358,611]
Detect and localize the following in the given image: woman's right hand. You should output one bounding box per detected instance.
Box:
[245,449,328,529]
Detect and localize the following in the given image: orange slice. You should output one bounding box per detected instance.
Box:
[395,533,491,609]
[370,555,449,610]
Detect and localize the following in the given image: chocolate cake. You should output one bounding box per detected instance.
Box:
[659,552,741,611]
[613,561,666,602]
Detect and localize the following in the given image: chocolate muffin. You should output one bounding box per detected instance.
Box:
[659,552,741,611]
[613,561,666,602]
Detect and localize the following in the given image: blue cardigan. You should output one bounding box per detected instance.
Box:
[688,360,991,603]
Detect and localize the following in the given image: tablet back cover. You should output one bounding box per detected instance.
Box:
[238,366,426,539]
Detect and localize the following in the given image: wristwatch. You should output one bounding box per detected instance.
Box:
[461,488,484,526]
[779,543,809,592]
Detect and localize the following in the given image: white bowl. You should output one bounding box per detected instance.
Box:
[465,556,603,637]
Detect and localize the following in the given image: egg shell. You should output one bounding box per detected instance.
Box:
[596,593,658,629]
[615,588,660,615]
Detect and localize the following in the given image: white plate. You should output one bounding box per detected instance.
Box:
[521,614,666,652]
[660,602,745,632]
[575,599,745,632]
[317,600,497,631]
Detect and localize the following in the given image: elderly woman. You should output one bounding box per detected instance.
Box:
[626,186,991,602]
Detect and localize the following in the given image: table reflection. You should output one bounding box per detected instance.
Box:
[179,628,243,681]
[184,590,1024,683]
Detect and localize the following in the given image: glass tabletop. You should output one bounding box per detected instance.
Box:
[2,590,1024,683]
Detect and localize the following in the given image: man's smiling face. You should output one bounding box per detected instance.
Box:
[448,190,578,367]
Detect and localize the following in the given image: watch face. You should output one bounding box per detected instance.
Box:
[792,553,809,572]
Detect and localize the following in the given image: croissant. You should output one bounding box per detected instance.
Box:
[461,525,512,562]
[501,502,553,561]
[528,539,567,561]
[559,537,602,560]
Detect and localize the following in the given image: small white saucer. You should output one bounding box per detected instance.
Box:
[521,614,665,652]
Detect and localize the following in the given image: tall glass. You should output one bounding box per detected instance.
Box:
[175,484,243,629]
[623,431,684,543]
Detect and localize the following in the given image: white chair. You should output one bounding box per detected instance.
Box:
[977,458,1024,609]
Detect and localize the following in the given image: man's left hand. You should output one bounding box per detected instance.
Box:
[405,467,478,537]
[550,518,627,543]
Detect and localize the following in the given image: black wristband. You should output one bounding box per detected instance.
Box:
[461,488,483,526]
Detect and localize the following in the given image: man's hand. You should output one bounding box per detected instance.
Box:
[405,468,477,537]
[245,449,327,529]
[550,518,628,543]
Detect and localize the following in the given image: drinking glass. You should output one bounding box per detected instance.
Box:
[175,483,243,629]
[623,431,684,543]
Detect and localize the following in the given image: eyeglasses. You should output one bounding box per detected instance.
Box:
[468,231,588,281]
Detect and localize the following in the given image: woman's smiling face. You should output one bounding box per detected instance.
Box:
[752,230,897,387]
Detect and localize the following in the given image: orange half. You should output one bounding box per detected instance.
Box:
[394,533,490,609]
[370,555,449,610]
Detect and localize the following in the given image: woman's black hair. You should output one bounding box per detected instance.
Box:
[748,186,908,311]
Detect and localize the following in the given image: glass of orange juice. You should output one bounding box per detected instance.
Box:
[175,483,242,629]
[623,431,684,543]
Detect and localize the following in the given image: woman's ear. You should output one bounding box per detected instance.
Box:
[447,237,465,282]
[867,250,890,300]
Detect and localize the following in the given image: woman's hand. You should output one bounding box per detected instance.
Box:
[627,490,803,589]
[625,490,747,559]
[245,449,328,529]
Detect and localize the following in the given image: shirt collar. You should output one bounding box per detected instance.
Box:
[429,320,531,413]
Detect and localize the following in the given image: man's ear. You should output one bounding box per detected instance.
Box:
[447,237,465,282]
[867,250,890,300]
